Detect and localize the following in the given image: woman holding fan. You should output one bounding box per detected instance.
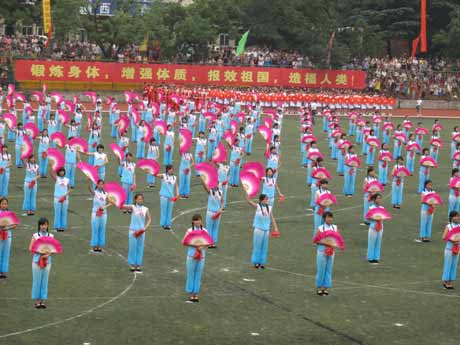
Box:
[313,211,343,296]
[179,152,194,198]
[314,179,332,237]
[0,146,12,198]
[15,122,25,168]
[366,193,388,263]
[159,165,179,230]
[245,193,279,269]
[391,156,406,209]
[229,138,244,187]
[163,124,175,166]
[146,138,160,187]
[120,152,137,210]
[87,123,101,166]
[343,145,358,197]
[51,167,71,232]
[117,131,130,177]
[362,167,378,226]
[22,154,40,216]
[193,131,207,172]
[182,214,209,303]
[0,198,17,279]
[262,167,284,208]
[417,180,438,243]
[406,134,417,175]
[81,144,109,182]
[29,217,57,308]
[88,179,113,252]
[441,211,460,289]
[418,148,431,193]
[64,139,78,189]
[135,120,147,159]
[200,175,224,248]
[365,129,377,166]
[123,193,151,272]
[37,129,50,178]
[449,168,460,216]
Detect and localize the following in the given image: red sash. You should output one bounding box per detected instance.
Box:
[41,151,47,159]
[382,161,387,168]
[349,167,354,175]
[369,147,374,153]
[193,248,203,260]
[324,247,334,256]
[317,206,324,216]
[427,205,434,215]
[375,220,383,231]
[397,141,402,147]
[410,151,415,158]
[0,230,8,241]
[455,189,460,197]
[433,146,438,152]
[184,168,190,175]
[396,178,401,186]
[96,208,104,217]
[38,256,48,269]
[452,244,459,256]
[424,167,429,175]
[133,229,146,238]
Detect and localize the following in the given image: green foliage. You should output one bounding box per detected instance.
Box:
[2,0,460,63]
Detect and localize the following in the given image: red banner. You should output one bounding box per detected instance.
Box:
[15,60,366,89]
[420,0,427,53]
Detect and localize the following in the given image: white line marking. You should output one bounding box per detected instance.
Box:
[0,274,136,339]
[0,226,137,339]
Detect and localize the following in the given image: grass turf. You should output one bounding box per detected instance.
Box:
[0,115,459,345]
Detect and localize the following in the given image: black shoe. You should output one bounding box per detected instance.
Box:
[323,289,329,296]
[0,274,6,279]
[39,303,47,309]
[260,265,265,269]
[135,267,142,272]
[317,289,324,296]
[254,264,260,269]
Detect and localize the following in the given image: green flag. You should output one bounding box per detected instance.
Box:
[236,30,249,57]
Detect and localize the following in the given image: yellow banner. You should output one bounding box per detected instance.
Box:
[42,0,51,34]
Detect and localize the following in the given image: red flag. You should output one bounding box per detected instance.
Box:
[420,0,427,52]
[44,24,53,49]
[411,35,420,58]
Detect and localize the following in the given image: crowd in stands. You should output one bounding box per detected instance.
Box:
[1,33,460,100]
[350,57,460,100]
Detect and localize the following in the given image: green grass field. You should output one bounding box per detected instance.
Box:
[0,115,459,345]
